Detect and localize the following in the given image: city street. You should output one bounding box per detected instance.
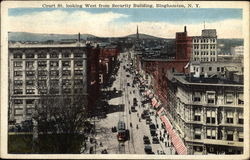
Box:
[92,52,175,154]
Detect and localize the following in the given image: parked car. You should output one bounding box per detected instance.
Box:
[146,118,152,124]
[131,106,136,112]
[152,137,160,144]
[144,145,153,154]
[143,136,150,144]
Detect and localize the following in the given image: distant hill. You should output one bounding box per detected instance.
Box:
[8,32,95,42]
[126,33,165,39]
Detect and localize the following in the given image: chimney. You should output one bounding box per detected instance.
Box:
[184,26,187,32]
[78,33,80,42]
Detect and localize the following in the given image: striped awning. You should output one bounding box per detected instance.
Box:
[171,130,187,155]
[157,107,165,115]
[149,93,154,99]
[151,97,157,107]
[160,115,173,134]
[155,101,161,108]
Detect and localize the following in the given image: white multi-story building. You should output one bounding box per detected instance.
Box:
[192,29,218,62]
[9,43,88,123]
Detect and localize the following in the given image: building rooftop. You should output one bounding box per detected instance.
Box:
[173,74,243,87]
[9,42,87,48]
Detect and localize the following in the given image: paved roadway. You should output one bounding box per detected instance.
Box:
[91,52,175,155]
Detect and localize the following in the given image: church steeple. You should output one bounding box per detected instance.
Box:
[136,25,139,39]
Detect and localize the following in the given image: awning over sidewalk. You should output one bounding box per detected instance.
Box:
[160,115,173,134]
[160,115,187,155]
[151,97,157,107]
[157,107,165,115]
[171,130,187,155]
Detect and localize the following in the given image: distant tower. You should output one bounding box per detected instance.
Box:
[78,33,81,42]
[136,25,139,40]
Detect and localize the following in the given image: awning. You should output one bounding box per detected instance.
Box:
[171,130,187,155]
[155,101,161,108]
[160,115,173,135]
[151,97,157,107]
[157,107,165,115]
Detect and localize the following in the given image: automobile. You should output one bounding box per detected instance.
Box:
[152,137,160,144]
[144,145,153,154]
[146,118,152,124]
[131,106,136,112]
[126,74,130,77]
[143,135,149,141]
[143,138,150,145]
[127,83,130,86]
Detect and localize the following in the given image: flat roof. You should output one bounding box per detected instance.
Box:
[174,75,243,87]
[9,43,87,48]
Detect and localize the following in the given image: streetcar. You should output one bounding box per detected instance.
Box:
[117,121,126,141]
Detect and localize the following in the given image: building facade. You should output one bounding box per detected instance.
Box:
[167,74,244,154]
[192,29,218,62]
[8,43,97,123]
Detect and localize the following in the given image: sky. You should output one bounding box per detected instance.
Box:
[8,8,243,38]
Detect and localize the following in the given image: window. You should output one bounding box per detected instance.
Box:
[238,112,244,124]
[50,53,58,58]
[14,80,23,85]
[38,70,47,76]
[227,131,234,141]
[209,67,212,71]
[226,93,234,104]
[50,61,59,67]
[14,53,22,58]
[194,108,201,121]
[62,79,71,86]
[62,61,70,67]
[207,128,216,139]
[207,92,215,104]
[39,89,47,94]
[50,70,59,77]
[74,70,83,76]
[74,79,83,85]
[14,71,23,76]
[63,88,71,94]
[14,99,22,104]
[217,67,220,72]
[26,99,34,105]
[206,110,216,124]
[26,89,35,94]
[194,128,201,139]
[238,92,244,105]
[74,88,83,94]
[26,61,34,68]
[26,71,35,77]
[62,53,70,58]
[14,89,23,94]
[75,61,83,67]
[38,61,47,67]
[26,53,34,58]
[50,80,59,86]
[38,80,46,87]
[201,67,204,72]
[26,80,34,86]
[14,61,22,67]
[238,132,243,142]
[193,92,201,102]
[74,53,83,58]
[226,111,234,124]
[62,70,71,76]
[38,53,47,58]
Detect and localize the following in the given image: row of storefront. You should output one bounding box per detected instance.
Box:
[137,75,187,155]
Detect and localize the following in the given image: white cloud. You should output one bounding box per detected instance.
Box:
[8,10,243,38]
